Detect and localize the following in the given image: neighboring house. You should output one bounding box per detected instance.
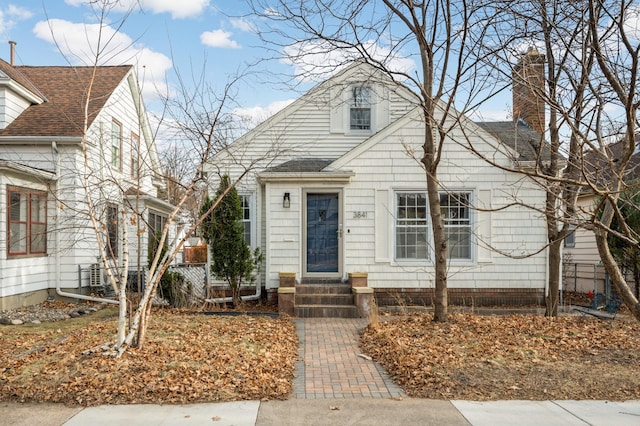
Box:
[0,57,173,310]
[563,138,640,295]
[205,60,550,314]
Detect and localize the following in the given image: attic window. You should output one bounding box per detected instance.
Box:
[350,86,371,130]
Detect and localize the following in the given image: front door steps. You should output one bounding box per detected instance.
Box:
[277,273,373,318]
[295,281,357,318]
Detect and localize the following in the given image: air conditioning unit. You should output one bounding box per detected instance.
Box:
[89,263,102,287]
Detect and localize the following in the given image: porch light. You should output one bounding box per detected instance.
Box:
[283,192,291,208]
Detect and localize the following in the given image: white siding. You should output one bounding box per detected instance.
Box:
[0,87,32,130]
[0,71,167,307]
[207,63,548,292]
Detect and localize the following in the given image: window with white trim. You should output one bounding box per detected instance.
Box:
[440,192,472,260]
[350,85,371,130]
[106,204,119,258]
[240,194,252,246]
[111,119,122,170]
[148,210,168,246]
[396,192,429,260]
[395,191,473,261]
[8,187,47,257]
[130,132,140,179]
[564,225,576,248]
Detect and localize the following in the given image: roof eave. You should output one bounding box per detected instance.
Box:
[0,135,83,143]
[0,160,56,180]
[126,194,176,214]
[258,171,355,183]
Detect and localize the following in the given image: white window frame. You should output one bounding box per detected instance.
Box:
[564,225,576,248]
[348,84,374,133]
[111,119,123,170]
[395,191,430,261]
[393,190,475,264]
[440,192,473,261]
[239,193,254,247]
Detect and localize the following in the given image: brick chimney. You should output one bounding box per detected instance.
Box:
[512,47,545,134]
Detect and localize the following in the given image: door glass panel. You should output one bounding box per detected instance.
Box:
[306,193,339,273]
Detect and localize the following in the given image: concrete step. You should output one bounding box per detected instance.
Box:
[300,278,345,285]
[296,293,355,306]
[296,284,352,295]
[295,304,358,318]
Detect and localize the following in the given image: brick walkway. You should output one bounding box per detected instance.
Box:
[292,318,405,399]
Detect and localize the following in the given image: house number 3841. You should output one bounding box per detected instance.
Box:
[352,211,368,219]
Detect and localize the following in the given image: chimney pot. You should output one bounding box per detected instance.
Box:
[9,41,16,66]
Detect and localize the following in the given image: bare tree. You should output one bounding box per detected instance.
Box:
[587,0,640,320]
[469,0,640,320]
[466,0,600,316]
[36,0,265,354]
[248,0,496,322]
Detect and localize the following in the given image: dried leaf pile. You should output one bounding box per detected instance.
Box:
[361,313,640,400]
[0,309,298,406]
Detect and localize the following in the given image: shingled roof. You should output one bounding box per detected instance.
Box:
[0,59,132,138]
[475,120,550,162]
[265,158,337,173]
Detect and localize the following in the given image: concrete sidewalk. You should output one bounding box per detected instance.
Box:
[3,399,640,426]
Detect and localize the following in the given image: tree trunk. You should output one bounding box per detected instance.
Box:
[428,175,447,322]
[595,202,640,321]
[546,238,562,317]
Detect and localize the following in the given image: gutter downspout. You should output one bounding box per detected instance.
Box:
[204,281,261,304]
[51,141,118,305]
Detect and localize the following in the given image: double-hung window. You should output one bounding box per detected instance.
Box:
[350,85,371,130]
[106,204,119,258]
[240,194,252,246]
[111,119,122,170]
[130,132,140,179]
[395,191,473,261]
[148,210,168,246]
[440,192,472,260]
[564,225,576,248]
[396,192,429,260]
[8,187,47,257]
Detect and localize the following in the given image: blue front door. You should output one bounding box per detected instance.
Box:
[306,193,340,273]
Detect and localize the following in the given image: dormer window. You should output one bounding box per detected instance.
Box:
[350,86,371,130]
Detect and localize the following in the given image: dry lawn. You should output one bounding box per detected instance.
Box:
[0,308,298,406]
[360,312,640,401]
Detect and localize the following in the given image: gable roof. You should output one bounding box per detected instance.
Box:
[0,59,132,138]
[475,120,549,162]
[581,135,640,189]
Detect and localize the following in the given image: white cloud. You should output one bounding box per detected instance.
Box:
[7,5,33,20]
[64,0,209,19]
[33,19,172,101]
[0,4,33,35]
[234,99,294,128]
[282,40,416,83]
[200,29,240,49]
[230,17,255,33]
[468,108,511,122]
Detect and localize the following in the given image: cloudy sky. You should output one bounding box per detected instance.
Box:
[0,1,307,124]
[0,0,518,130]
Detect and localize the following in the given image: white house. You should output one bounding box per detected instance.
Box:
[0,58,173,310]
[563,139,640,296]
[206,61,550,316]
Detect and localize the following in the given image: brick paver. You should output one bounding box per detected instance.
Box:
[292,318,405,399]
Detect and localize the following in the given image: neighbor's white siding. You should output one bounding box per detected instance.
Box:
[0,87,32,130]
[0,171,51,308]
[0,71,167,307]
